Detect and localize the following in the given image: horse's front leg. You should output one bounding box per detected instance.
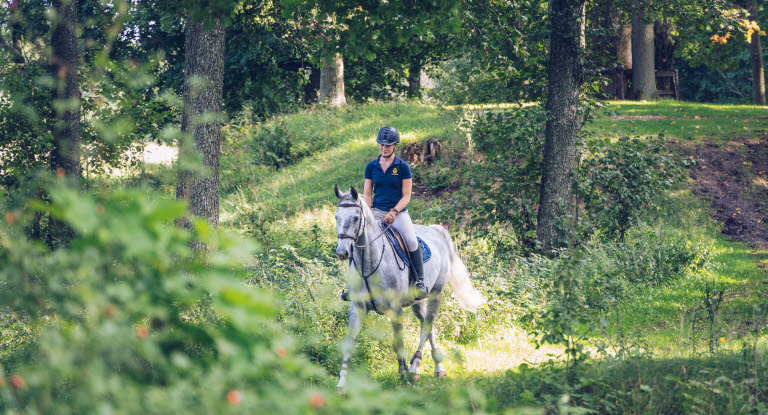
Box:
[391,310,409,375]
[409,301,428,379]
[338,302,366,390]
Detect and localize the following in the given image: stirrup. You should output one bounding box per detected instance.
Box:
[414,280,428,300]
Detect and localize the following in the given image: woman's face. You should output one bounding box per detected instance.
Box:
[379,143,396,158]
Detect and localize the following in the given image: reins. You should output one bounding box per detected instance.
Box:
[336,201,394,313]
[337,202,391,248]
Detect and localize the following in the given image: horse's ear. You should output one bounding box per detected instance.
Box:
[334,184,342,199]
[350,186,359,201]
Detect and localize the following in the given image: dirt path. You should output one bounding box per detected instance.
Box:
[678,134,768,248]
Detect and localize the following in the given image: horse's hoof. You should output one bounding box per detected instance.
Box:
[337,387,346,395]
[434,370,447,378]
[412,374,420,382]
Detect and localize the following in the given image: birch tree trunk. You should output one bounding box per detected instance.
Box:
[537,0,585,254]
[177,17,225,227]
[318,49,346,107]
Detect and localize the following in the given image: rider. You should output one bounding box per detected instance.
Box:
[342,126,428,301]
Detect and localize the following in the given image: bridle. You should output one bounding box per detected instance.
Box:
[336,202,391,249]
[336,201,392,312]
[336,203,365,244]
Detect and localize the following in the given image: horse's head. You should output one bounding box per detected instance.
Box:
[334,184,363,260]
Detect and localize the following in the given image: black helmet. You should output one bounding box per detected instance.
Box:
[376,126,400,145]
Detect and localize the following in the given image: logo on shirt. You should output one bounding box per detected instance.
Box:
[392,167,398,175]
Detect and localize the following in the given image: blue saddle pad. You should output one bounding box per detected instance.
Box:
[379,223,431,266]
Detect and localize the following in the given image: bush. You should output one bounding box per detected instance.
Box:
[0,183,336,413]
[569,225,714,310]
[251,120,294,168]
[451,106,547,251]
[578,135,685,242]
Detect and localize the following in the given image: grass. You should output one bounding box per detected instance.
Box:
[218,100,768,357]
[605,233,768,355]
[6,99,768,413]
[585,100,768,142]
[220,101,463,232]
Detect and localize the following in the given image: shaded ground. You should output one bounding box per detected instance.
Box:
[679,134,768,249]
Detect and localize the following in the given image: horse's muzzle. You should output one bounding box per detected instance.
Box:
[336,246,350,260]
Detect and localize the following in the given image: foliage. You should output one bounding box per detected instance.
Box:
[573,224,714,309]
[677,50,761,103]
[445,106,547,251]
[578,135,685,241]
[427,0,548,105]
[428,57,531,105]
[0,181,312,413]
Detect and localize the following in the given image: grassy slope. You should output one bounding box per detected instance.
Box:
[218,100,768,412]
[222,102,459,218]
[224,99,767,351]
[585,101,768,355]
[585,100,768,142]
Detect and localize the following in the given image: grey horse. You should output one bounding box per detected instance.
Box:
[333,185,484,388]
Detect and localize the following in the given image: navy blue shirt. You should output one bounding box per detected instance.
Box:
[365,155,412,212]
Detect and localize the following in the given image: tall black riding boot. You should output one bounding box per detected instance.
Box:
[409,246,428,299]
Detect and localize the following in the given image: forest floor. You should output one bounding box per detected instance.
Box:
[679,134,768,249]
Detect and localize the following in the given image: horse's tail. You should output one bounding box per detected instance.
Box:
[430,225,485,313]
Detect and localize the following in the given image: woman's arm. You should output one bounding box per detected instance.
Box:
[363,179,373,207]
[393,178,412,212]
[383,179,412,224]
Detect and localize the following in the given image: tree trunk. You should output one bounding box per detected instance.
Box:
[318,49,346,107]
[618,24,632,68]
[50,0,81,178]
[748,0,766,105]
[537,0,585,254]
[630,2,657,100]
[0,5,25,64]
[305,68,321,103]
[407,56,422,99]
[177,17,225,228]
[654,17,675,71]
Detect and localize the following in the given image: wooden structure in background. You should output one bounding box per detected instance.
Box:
[601,65,679,99]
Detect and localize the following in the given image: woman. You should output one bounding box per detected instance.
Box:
[342,126,428,301]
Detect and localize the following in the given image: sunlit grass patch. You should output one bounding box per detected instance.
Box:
[586,100,768,142]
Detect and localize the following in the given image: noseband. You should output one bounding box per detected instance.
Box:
[336,200,385,312]
[337,202,365,243]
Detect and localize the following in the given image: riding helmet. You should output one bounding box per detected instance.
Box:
[376,126,400,145]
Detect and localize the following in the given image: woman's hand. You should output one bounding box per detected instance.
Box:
[384,209,398,224]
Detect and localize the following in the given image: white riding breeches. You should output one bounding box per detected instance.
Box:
[372,208,419,252]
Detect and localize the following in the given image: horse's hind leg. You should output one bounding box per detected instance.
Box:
[391,311,409,375]
[408,301,429,379]
[426,297,447,378]
[337,302,366,390]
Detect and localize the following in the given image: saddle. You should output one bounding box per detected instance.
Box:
[378,223,432,284]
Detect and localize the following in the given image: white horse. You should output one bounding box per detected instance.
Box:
[333,185,484,388]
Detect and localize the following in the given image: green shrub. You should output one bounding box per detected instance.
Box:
[568,225,714,310]
[0,183,335,413]
[448,106,548,251]
[578,135,685,241]
[251,120,294,168]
